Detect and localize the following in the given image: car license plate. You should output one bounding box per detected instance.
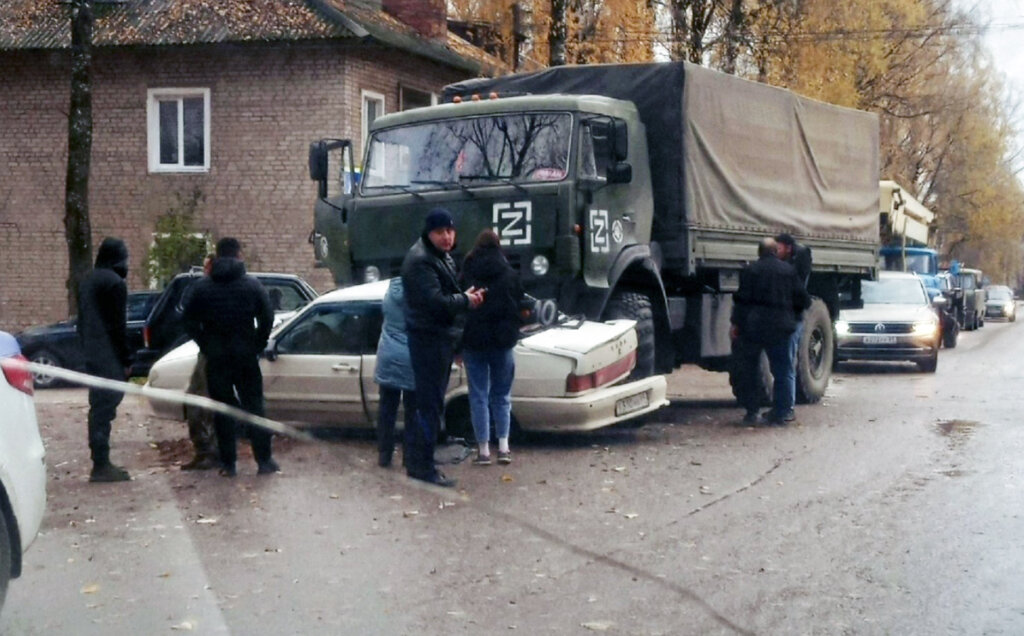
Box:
[615,392,649,416]
[862,335,896,344]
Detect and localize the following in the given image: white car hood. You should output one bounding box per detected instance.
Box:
[518,319,637,375]
[839,304,935,322]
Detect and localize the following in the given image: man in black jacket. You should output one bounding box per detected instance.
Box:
[401,209,484,486]
[183,237,276,477]
[78,237,133,482]
[731,238,811,426]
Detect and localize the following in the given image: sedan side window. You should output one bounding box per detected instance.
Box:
[276,302,382,355]
[264,282,307,312]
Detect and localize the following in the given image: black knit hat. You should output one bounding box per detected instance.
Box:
[423,208,455,233]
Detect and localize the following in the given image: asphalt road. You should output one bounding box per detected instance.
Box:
[3,318,1023,635]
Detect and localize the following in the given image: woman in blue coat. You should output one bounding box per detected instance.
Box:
[374,278,417,467]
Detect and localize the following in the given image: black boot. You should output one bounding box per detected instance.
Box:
[90,462,130,482]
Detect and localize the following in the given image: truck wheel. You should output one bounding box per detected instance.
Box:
[28,350,63,389]
[729,350,772,407]
[917,351,938,373]
[795,298,833,404]
[604,291,655,379]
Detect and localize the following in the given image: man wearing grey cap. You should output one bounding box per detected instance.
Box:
[401,208,485,487]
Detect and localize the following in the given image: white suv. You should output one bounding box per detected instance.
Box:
[0,331,46,611]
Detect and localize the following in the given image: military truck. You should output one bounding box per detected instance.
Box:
[308,62,880,403]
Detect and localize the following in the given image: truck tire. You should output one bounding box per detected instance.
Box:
[795,298,833,404]
[604,291,655,379]
[729,350,772,407]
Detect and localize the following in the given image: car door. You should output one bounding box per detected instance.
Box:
[262,302,374,426]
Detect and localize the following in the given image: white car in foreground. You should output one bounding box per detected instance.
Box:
[146,280,668,434]
[0,331,47,612]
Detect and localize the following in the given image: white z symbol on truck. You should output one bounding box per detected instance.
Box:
[590,209,609,253]
[492,202,532,246]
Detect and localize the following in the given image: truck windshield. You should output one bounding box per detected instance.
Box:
[361,113,572,192]
[881,252,934,275]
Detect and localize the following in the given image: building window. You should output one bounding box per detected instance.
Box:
[147,88,210,173]
[400,85,437,111]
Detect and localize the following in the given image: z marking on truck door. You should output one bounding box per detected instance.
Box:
[590,209,609,253]
[493,202,532,246]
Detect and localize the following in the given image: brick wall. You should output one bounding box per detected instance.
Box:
[0,41,471,332]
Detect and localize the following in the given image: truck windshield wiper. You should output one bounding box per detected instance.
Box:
[409,180,477,198]
[459,174,527,195]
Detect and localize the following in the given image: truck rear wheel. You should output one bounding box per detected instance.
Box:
[604,291,655,379]
[795,298,833,404]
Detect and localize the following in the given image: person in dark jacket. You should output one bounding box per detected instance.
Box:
[183,237,276,477]
[731,238,811,426]
[460,229,526,466]
[401,208,485,487]
[775,232,813,407]
[77,237,133,482]
[373,277,416,468]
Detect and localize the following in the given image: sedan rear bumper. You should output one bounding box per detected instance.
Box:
[511,376,669,432]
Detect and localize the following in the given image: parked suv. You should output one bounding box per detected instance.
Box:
[0,331,47,612]
[131,271,318,377]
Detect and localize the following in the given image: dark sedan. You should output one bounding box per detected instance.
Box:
[15,291,160,388]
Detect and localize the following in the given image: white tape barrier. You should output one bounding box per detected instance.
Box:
[0,357,317,443]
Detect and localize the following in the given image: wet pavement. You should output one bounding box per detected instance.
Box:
[3,319,1024,634]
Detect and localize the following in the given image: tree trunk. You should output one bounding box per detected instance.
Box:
[721,0,745,74]
[64,0,94,314]
[548,0,567,66]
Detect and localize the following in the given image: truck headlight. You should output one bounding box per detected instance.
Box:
[835,320,850,335]
[531,255,550,276]
[364,265,381,283]
[912,320,938,336]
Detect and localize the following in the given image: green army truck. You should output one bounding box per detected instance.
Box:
[308,62,879,403]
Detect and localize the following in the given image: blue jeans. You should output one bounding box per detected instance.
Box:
[463,348,515,444]
[787,320,803,407]
[767,337,795,419]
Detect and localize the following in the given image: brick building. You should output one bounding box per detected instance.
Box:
[0,0,505,331]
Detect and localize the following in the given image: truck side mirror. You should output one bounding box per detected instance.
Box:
[309,141,328,182]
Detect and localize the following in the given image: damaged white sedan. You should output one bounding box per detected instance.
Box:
[145,280,668,434]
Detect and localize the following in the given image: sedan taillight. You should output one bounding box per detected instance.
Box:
[2,354,34,396]
[143,325,151,348]
[566,350,636,394]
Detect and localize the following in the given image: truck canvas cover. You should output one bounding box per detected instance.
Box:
[446,62,880,252]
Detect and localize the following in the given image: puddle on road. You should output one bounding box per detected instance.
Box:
[933,419,981,449]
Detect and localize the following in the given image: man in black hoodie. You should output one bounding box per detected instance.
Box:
[401,209,484,487]
[183,237,276,477]
[77,237,133,482]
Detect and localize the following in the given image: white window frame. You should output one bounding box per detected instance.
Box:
[147,88,211,173]
[361,89,386,177]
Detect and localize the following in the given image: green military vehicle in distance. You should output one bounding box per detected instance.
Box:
[309,62,880,403]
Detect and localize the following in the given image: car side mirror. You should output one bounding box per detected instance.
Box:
[263,339,278,362]
[931,295,947,308]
